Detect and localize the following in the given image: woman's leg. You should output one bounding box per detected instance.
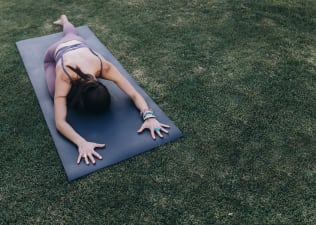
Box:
[44,61,56,97]
[54,15,85,43]
[44,43,59,97]
[44,15,85,97]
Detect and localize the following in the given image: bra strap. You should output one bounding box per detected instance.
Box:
[61,56,72,79]
[88,48,103,76]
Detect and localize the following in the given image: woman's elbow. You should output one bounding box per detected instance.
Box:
[102,62,112,76]
[55,119,64,132]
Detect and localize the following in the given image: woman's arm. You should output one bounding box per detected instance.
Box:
[54,96,85,145]
[101,61,170,139]
[100,60,148,111]
[54,71,104,164]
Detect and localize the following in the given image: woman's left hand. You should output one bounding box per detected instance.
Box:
[137,118,170,139]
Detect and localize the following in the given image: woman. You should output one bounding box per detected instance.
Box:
[44,15,169,165]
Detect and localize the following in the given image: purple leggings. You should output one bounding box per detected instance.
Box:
[44,21,85,97]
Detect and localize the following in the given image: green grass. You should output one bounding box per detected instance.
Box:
[1,0,315,224]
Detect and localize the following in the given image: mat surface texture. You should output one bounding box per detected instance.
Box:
[16,26,182,181]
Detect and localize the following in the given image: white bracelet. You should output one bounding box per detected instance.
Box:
[142,110,156,121]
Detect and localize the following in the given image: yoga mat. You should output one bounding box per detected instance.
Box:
[16,26,182,181]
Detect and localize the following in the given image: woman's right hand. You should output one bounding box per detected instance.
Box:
[54,96,105,165]
[77,141,105,165]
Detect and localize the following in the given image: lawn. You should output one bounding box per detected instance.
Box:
[0,0,315,224]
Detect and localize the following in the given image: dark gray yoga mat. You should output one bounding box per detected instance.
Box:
[16,26,182,181]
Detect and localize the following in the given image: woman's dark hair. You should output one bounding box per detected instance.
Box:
[66,66,111,114]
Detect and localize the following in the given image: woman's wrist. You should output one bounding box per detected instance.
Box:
[140,108,156,121]
[75,137,86,147]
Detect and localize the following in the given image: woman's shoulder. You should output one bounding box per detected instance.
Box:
[54,72,72,98]
[56,63,74,82]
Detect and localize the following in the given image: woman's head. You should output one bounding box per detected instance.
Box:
[66,66,111,114]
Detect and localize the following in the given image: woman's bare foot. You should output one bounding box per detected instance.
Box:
[53,15,68,25]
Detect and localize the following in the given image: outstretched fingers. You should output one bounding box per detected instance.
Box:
[150,129,156,140]
[77,154,90,165]
[156,130,163,138]
[137,124,145,134]
[157,123,170,135]
[77,143,105,165]
[77,154,82,164]
[160,127,169,134]
[161,123,171,129]
[138,120,171,140]
[92,149,103,160]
